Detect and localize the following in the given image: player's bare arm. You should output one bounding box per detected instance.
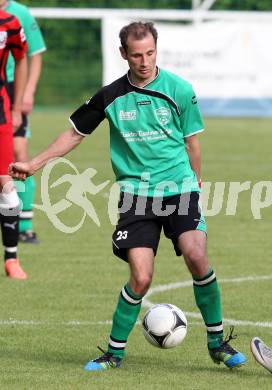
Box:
[185,134,201,181]
[12,56,28,130]
[9,128,84,180]
[23,53,43,114]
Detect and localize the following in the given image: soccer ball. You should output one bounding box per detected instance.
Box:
[142,303,187,349]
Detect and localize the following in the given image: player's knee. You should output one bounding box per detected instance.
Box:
[132,274,152,296]
[184,248,208,277]
[0,189,20,216]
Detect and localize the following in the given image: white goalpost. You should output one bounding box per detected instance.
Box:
[30,7,272,22]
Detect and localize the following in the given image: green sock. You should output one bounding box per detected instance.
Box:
[108,283,143,359]
[193,269,224,349]
[15,176,36,232]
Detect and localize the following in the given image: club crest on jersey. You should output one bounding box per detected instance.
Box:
[155,107,171,126]
[0,31,7,49]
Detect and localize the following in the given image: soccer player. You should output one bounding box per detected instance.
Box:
[9,22,247,368]
[0,7,27,278]
[251,337,272,373]
[0,0,46,244]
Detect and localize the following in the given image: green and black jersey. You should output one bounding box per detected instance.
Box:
[70,68,204,197]
[5,0,46,82]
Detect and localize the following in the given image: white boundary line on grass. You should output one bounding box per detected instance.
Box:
[0,275,271,328]
[0,319,114,326]
[143,275,272,328]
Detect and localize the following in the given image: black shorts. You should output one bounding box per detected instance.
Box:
[13,114,28,137]
[112,191,207,262]
[6,82,28,137]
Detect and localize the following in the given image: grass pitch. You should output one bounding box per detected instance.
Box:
[0,111,271,389]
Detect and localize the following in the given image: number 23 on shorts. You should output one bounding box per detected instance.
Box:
[116,230,128,240]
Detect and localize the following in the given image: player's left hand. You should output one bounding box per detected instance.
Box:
[22,90,34,114]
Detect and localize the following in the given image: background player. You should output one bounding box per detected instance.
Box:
[0,0,46,244]
[0,7,27,278]
[251,337,272,373]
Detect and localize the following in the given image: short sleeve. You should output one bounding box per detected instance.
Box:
[69,89,106,136]
[8,17,28,60]
[180,84,204,138]
[22,10,46,56]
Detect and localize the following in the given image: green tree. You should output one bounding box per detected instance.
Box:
[22,0,272,9]
[213,0,272,10]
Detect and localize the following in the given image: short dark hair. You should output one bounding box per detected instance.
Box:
[119,22,158,52]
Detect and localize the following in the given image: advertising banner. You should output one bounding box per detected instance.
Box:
[102,18,272,116]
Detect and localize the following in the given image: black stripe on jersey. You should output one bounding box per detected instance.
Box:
[102,74,180,116]
[0,15,14,26]
[70,73,181,135]
[7,43,25,50]
[7,28,22,37]
[131,85,181,116]
[103,74,133,108]
[0,95,7,124]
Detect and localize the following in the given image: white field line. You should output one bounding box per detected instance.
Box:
[142,275,272,328]
[0,319,206,327]
[1,317,271,329]
[0,275,271,328]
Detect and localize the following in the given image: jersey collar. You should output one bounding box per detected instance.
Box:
[126,66,160,89]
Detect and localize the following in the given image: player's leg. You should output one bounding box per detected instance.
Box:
[0,125,27,279]
[251,337,272,373]
[84,247,154,372]
[178,230,246,368]
[178,230,222,341]
[178,231,223,341]
[13,120,39,244]
[108,247,154,353]
[7,81,38,244]
[163,192,246,368]
[84,194,160,371]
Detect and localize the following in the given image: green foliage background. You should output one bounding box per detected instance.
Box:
[20,0,272,107]
[22,0,272,9]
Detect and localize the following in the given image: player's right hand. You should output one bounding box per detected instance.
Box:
[8,162,33,181]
